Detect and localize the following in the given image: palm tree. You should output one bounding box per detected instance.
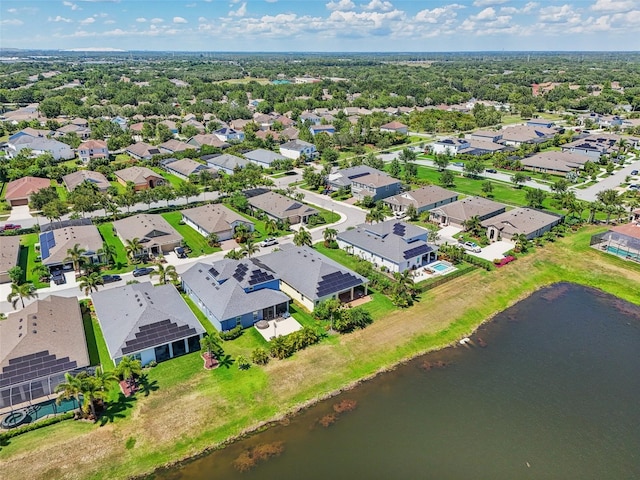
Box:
[206,232,220,247]
[92,366,118,393]
[462,215,483,237]
[116,356,142,384]
[224,248,243,260]
[233,224,250,243]
[514,234,529,253]
[365,208,386,224]
[31,264,50,283]
[265,219,278,236]
[293,227,312,247]
[78,272,104,295]
[391,270,416,308]
[124,237,143,262]
[323,227,337,245]
[150,263,178,285]
[98,242,117,266]
[7,282,38,309]
[55,372,84,414]
[240,237,260,258]
[65,243,87,274]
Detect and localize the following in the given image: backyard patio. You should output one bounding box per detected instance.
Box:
[254,316,302,341]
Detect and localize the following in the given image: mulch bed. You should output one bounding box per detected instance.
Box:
[202,352,219,370]
[119,380,138,397]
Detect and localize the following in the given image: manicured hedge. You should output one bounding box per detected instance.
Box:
[0,412,74,441]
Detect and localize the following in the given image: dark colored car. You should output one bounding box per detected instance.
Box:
[101,274,122,283]
[174,246,187,258]
[132,267,154,277]
[631,170,639,176]
[486,169,497,174]
[2,223,22,231]
[51,272,66,285]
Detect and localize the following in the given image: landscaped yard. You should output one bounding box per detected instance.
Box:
[161,211,221,256]
[18,233,49,288]
[151,167,187,190]
[97,223,130,272]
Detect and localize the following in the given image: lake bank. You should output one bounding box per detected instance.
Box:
[2,227,640,480]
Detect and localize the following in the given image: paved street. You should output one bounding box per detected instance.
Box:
[572,155,640,201]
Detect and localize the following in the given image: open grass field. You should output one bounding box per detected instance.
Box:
[3,227,640,480]
[161,211,221,256]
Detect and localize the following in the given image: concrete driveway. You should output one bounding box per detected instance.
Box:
[468,241,515,261]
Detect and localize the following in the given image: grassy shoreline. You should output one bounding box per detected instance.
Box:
[2,227,640,480]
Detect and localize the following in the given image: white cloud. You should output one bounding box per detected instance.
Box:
[63,1,81,11]
[361,0,393,12]
[104,19,116,24]
[476,7,496,20]
[79,17,96,24]
[136,17,147,23]
[173,16,188,23]
[326,0,355,11]
[49,15,73,22]
[198,16,207,22]
[501,2,538,15]
[228,2,247,17]
[7,8,17,13]
[0,19,23,26]
[150,18,164,23]
[538,4,581,23]
[590,0,635,12]
[473,0,507,6]
[415,4,464,24]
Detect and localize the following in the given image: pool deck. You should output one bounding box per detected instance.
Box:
[412,261,457,282]
[255,316,302,341]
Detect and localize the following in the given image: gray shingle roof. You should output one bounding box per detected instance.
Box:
[0,236,20,277]
[243,148,286,166]
[162,158,216,177]
[248,191,318,221]
[328,165,385,188]
[62,170,110,192]
[258,245,368,301]
[481,208,562,237]
[203,153,250,171]
[429,196,505,223]
[91,282,205,359]
[384,185,458,209]
[181,204,253,236]
[40,224,103,266]
[113,214,182,249]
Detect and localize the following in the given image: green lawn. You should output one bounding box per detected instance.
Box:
[97,223,130,272]
[81,305,114,369]
[151,167,186,190]
[19,233,49,288]
[161,211,221,256]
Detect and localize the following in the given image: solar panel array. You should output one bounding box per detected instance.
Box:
[316,271,363,298]
[248,268,274,286]
[232,263,249,282]
[0,350,77,388]
[121,319,198,355]
[403,244,432,259]
[392,223,406,237]
[39,231,56,260]
[250,258,275,273]
[208,266,219,277]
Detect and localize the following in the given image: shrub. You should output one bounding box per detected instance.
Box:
[237,355,250,370]
[0,412,74,441]
[220,325,243,341]
[251,347,270,365]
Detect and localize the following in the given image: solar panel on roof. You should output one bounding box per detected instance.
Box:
[39,231,56,260]
[121,319,198,355]
[316,271,363,297]
[403,244,432,259]
[392,223,406,237]
[0,350,77,387]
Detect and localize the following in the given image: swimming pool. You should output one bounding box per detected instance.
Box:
[430,261,453,272]
[1,398,79,428]
[607,245,640,262]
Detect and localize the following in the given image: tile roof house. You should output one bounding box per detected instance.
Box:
[429,196,506,228]
[113,214,182,256]
[482,208,564,242]
[181,204,254,241]
[498,125,556,146]
[5,176,52,206]
[243,148,287,168]
[380,121,409,134]
[182,259,291,331]
[351,172,402,202]
[38,222,104,268]
[55,123,91,140]
[337,220,437,273]
[0,296,90,414]
[77,139,108,163]
[114,166,165,191]
[125,142,161,160]
[279,139,318,160]
[158,139,193,154]
[383,185,459,214]
[0,236,21,284]
[186,134,230,149]
[258,245,369,312]
[91,283,205,366]
[62,170,111,192]
[521,151,591,176]
[247,191,318,225]
[202,153,251,174]
[160,158,217,180]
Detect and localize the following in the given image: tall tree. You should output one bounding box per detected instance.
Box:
[65,243,87,274]
[150,263,178,285]
[293,227,312,247]
[124,237,143,262]
[78,272,104,295]
[7,282,38,309]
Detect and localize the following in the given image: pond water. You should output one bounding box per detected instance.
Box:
[153,283,640,480]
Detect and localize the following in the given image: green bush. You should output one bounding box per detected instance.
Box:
[220,325,243,341]
[0,412,74,441]
[251,347,270,365]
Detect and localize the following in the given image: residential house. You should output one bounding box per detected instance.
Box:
[113,214,182,256]
[592,220,640,262]
[252,113,274,130]
[181,204,254,241]
[213,127,244,142]
[0,296,90,414]
[466,130,503,143]
[281,126,300,140]
[327,165,387,191]
[521,151,591,176]
[125,142,161,160]
[299,112,322,125]
[431,138,471,156]
[383,185,459,214]
[161,158,217,180]
[309,124,336,136]
[91,283,205,366]
[243,148,287,168]
[351,172,402,202]
[7,131,74,160]
[462,138,506,155]
[114,166,165,191]
[337,220,437,273]
[187,134,230,149]
[159,119,179,135]
[182,259,291,331]
[39,221,104,269]
[77,139,108,163]
[0,236,21,284]
[111,116,128,130]
[247,191,318,225]
[380,121,409,134]
[0,103,42,124]
[429,196,506,228]
[5,176,51,207]
[526,119,555,128]
[55,123,91,140]
[158,139,193,155]
[62,170,111,192]
[230,118,253,131]
[258,245,368,311]
[499,125,556,147]
[202,153,251,174]
[482,208,563,242]
[279,140,317,160]
[182,118,206,133]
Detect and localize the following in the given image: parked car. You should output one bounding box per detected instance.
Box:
[462,241,481,253]
[101,274,122,283]
[486,169,497,174]
[629,184,639,190]
[452,162,464,167]
[260,238,278,247]
[631,170,638,175]
[174,246,187,258]
[51,271,66,285]
[1,223,22,231]
[132,267,155,277]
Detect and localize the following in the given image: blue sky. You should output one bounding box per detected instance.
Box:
[1,0,638,52]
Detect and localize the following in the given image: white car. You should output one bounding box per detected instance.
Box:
[462,241,481,253]
[260,238,278,247]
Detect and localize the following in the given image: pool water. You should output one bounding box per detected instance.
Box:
[1,398,79,428]
[430,262,451,272]
[607,245,640,261]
